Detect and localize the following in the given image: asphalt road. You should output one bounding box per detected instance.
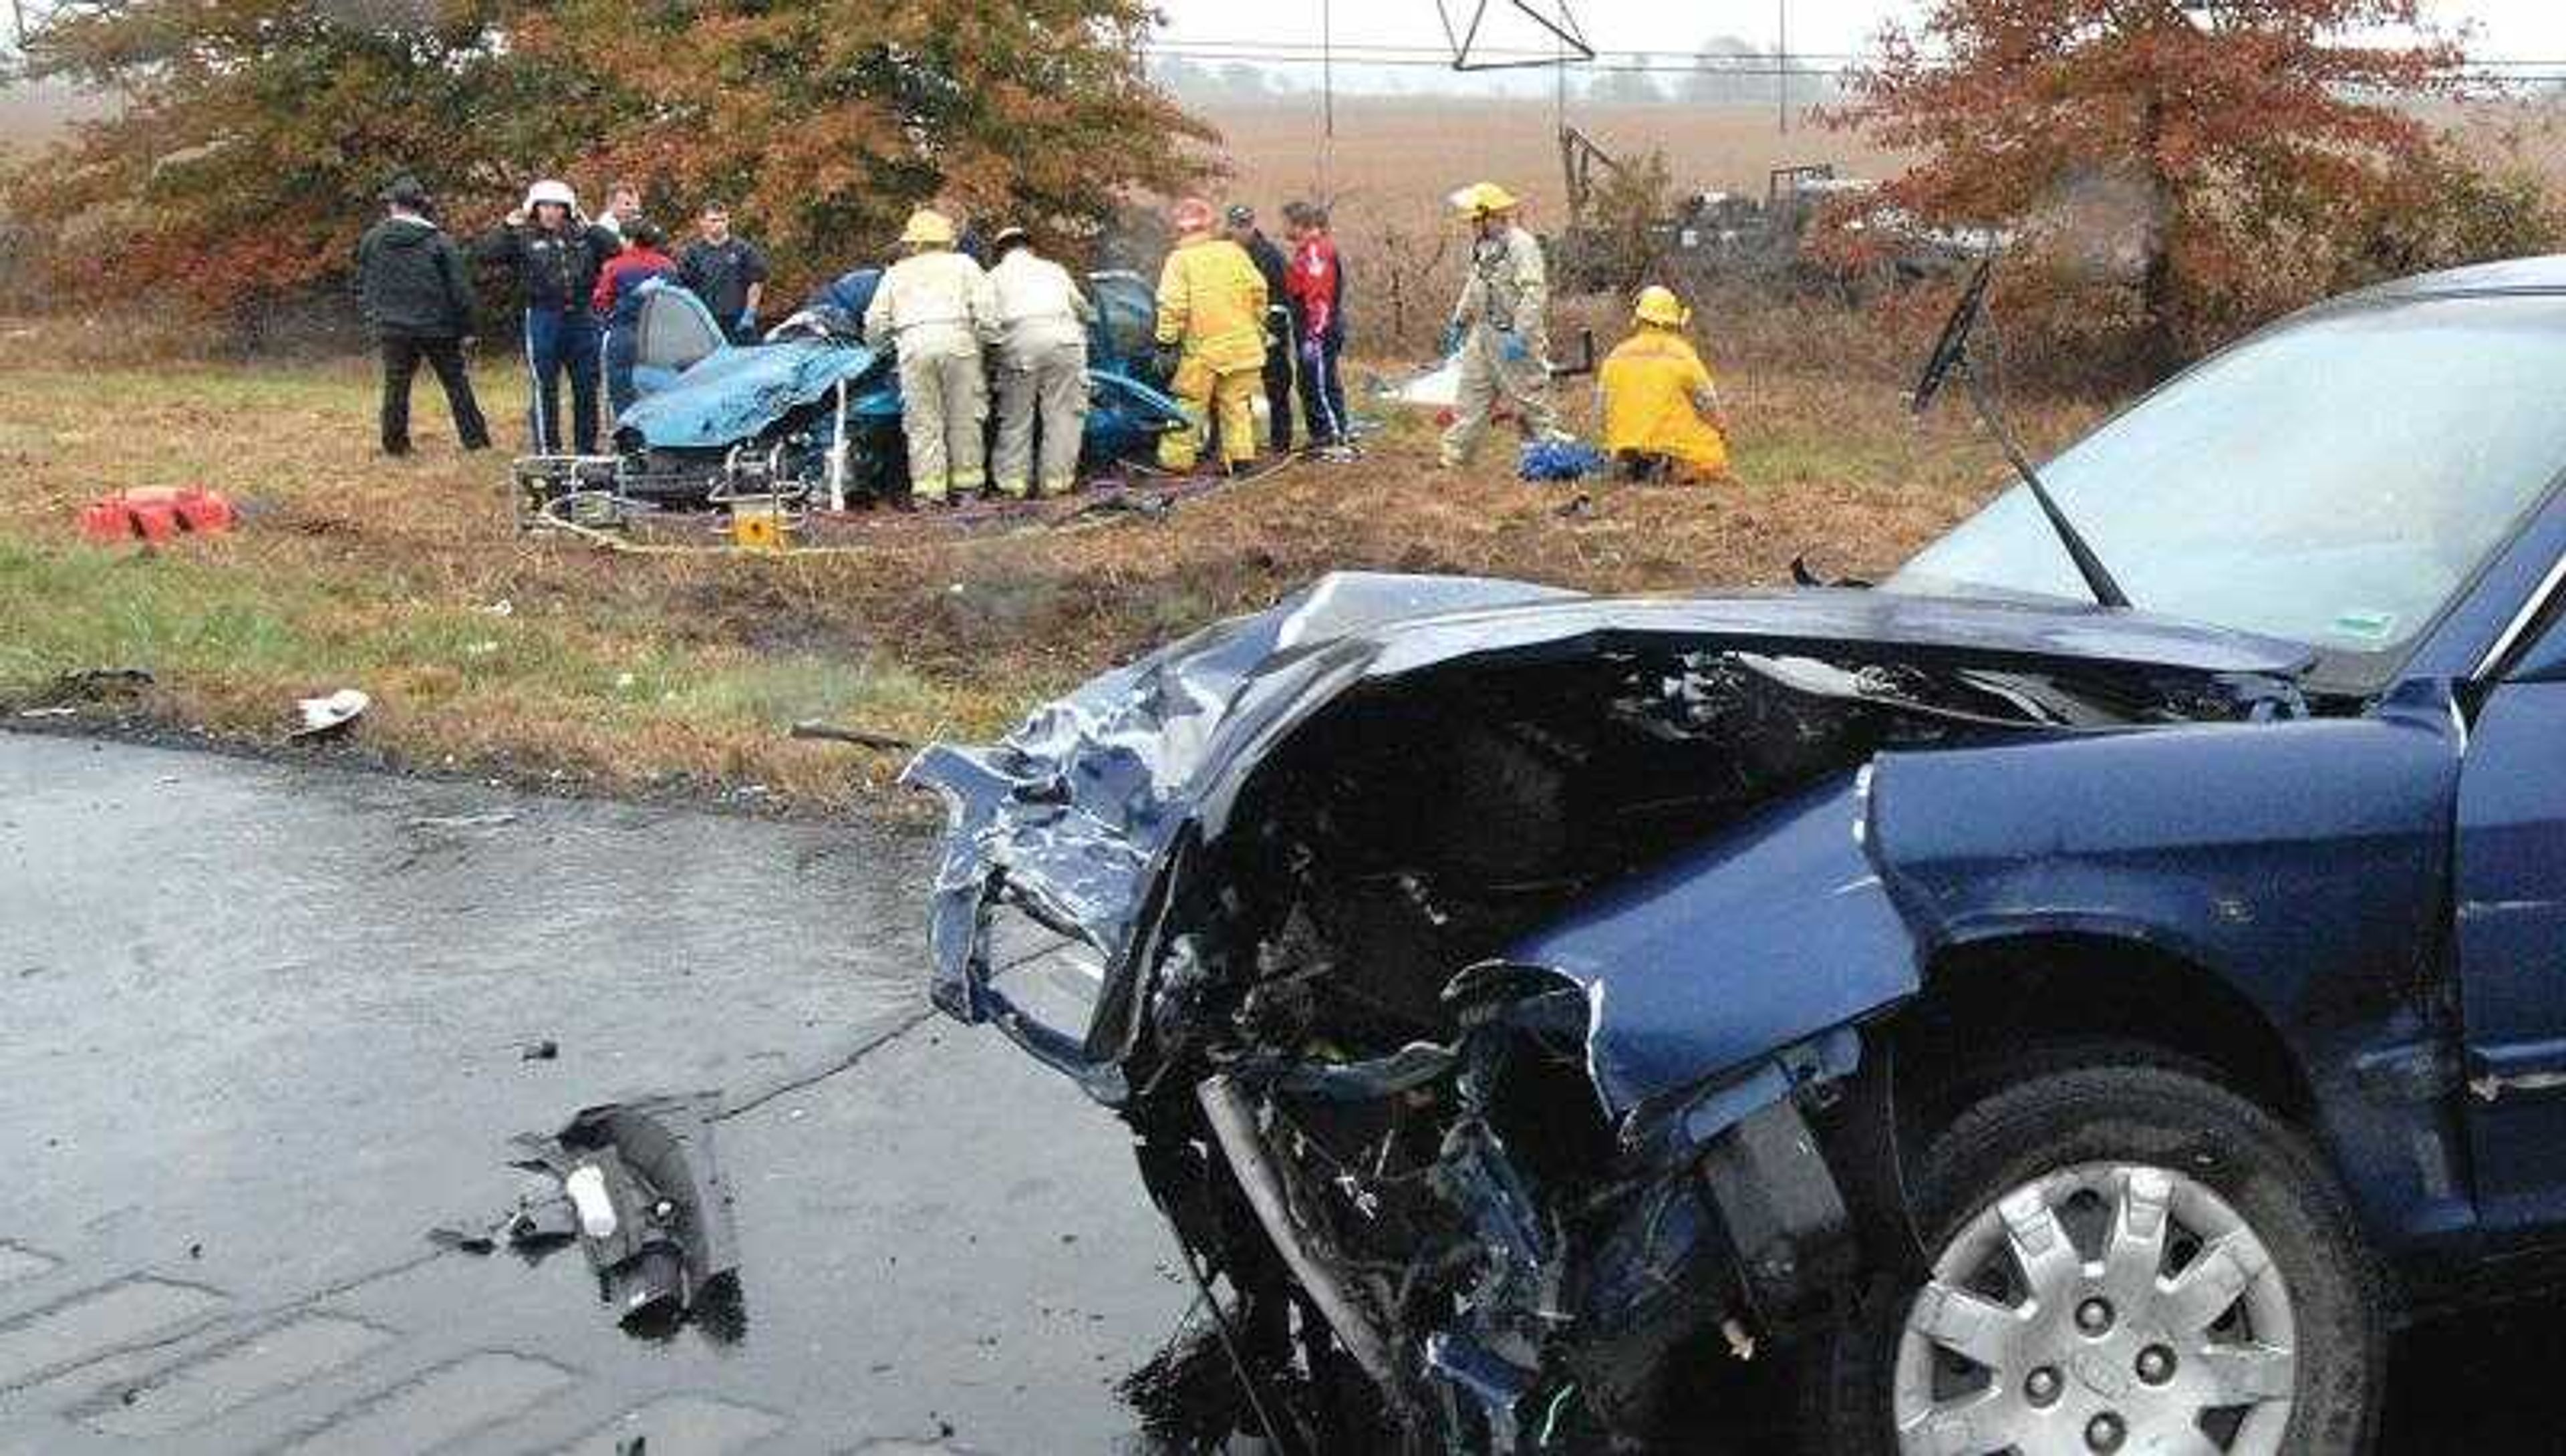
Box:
[0,732,1191,1455]
[1,730,2561,1455]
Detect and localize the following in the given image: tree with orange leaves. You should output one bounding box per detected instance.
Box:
[3,0,1211,324]
[5,0,586,323]
[1830,0,2554,378]
[510,0,1214,295]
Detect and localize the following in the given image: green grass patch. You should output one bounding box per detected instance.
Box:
[0,539,322,688]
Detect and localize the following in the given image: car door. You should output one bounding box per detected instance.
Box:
[2457,574,2566,1228]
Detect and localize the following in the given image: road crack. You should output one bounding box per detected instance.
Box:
[712,1004,940,1123]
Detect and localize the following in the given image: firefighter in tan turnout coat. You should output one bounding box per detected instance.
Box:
[985,227,1097,498]
[863,208,1000,504]
[1439,181,1563,468]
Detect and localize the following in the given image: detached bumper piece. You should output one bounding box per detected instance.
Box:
[513,1093,741,1335]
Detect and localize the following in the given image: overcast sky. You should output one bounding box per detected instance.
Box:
[1152,1,2566,80]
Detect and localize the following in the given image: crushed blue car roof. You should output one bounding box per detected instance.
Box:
[617,338,883,450]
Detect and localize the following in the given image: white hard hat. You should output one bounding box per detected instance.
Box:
[524,178,577,211]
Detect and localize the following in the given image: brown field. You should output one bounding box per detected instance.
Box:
[1192,99,1911,229]
[20,90,2558,810]
[1190,94,2566,222]
[0,82,110,154]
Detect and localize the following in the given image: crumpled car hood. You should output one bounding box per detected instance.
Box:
[903,571,2314,1060]
[618,338,883,449]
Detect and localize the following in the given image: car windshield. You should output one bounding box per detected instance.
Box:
[1888,293,2566,676]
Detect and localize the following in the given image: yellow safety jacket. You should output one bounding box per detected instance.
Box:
[1598,328,1729,477]
[1154,235,1268,375]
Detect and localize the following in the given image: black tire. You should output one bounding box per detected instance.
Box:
[1798,1054,2384,1455]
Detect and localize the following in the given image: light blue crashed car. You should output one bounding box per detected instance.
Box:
[599,270,1188,506]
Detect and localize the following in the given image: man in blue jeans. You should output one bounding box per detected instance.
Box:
[476,179,617,454]
[1283,200,1355,459]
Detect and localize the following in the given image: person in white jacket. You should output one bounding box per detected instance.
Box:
[985,228,1098,499]
[863,209,1001,504]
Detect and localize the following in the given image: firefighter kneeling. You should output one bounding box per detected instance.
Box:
[1597,285,1732,483]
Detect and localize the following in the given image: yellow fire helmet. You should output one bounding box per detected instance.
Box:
[1633,285,1690,329]
[1448,182,1520,218]
[898,208,957,247]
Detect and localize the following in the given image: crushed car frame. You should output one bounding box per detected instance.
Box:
[908,257,2566,1453]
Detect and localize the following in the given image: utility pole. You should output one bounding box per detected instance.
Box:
[1319,0,1334,196]
[1776,0,1790,134]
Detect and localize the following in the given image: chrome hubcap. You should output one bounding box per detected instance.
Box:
[1891,1163,2298,1455]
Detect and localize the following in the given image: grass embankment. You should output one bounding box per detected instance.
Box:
[0,329,2098,814]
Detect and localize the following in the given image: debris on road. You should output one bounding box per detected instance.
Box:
[427,1179,581,1260]
[521,1038,560,1062]
[509,1093,742,1336]
[289,688,370,740]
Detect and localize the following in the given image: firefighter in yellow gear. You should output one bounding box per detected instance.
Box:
[863,208,1000,504]
[1153,197,1270,473]
[1597,285,1731,482]
[1439,182,1563,468]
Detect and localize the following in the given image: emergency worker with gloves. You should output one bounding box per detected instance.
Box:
[476,179,618,455]
[1152,198,1269,476]
[863,208,1000,506]
[986,227,1097,500]
[1597,285,1731,482]
[1438,181,1562,469]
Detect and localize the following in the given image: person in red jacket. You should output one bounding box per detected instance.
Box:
[1282,201,1355,458]
[593,221,679,419]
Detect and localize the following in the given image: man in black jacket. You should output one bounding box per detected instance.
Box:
[354,176,490,456]
[1224,204,1294,456]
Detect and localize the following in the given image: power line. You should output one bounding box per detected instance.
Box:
[1151,48,1854,76]
[1157,33,2566,73]
[1163,37,1865,63]
[1150,43,2566,87]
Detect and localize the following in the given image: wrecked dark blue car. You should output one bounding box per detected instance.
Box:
[907,257,2566,1453]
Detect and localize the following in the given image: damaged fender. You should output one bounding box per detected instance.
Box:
[1498,684,2465,1223]
[1499,770,1911,1117]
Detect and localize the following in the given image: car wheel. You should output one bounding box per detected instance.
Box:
[1798,1057,2382,1455]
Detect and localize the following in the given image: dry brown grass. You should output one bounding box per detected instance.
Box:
[0,314,2097,815]
[1185,100,1918,351]
[1194,100,1910,229]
